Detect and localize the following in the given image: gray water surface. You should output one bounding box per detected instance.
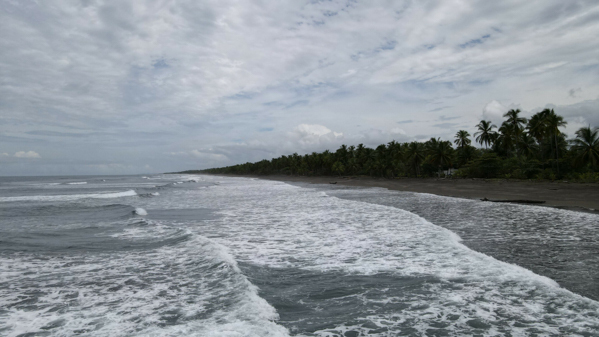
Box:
[1,175,598,336]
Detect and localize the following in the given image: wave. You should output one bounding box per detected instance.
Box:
[0,203,135,218]
[195,178,599,335]
[66,182,87,185]
[138,192,160,198]
[0,190,137,202]
[134,207,148,216]
[0,228,290,336]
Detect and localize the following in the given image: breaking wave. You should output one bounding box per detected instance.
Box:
[0,190,137,202]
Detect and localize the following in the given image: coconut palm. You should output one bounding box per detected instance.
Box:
[545,109,567,173]
[498,121,516,157]
[427,138,454,177]
[517,133,538,159]
[571,126,599,168]
[387,141,403,178]
[456,145,477,166]
[454,130,471,149]
[474,120,497,149]
[503,109,527,136]
[527,109,552,145]
[405,141,425,177]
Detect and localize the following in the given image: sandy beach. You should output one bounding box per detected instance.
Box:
[215,174,599,212]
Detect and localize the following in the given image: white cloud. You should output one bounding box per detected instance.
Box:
[289,124,344,149]
[482,100,509,125]
[170,149,229,162]
[14,151,41,159]
[1,0,599,174]
[390,128,407,136]
[481,100,524,126]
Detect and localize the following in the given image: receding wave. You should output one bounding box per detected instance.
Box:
[0,190,137,202]
[66,181,87,185]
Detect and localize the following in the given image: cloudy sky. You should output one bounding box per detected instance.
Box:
[1,0,599,175]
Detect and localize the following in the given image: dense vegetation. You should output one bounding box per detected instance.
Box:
[200,109,599,182]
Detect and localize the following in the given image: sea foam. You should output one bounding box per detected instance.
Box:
[134,208,148,216]
[184,176,599,335]
[0,190,137,202]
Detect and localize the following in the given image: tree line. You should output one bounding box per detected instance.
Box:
[198,108,599,182]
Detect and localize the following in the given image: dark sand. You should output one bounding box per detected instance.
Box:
[216,175,599,212]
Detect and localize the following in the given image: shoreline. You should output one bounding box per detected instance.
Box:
[208,174,599,213]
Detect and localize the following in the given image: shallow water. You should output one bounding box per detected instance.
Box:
[0,175,598,336]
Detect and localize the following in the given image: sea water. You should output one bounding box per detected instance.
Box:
[0,175,598,336]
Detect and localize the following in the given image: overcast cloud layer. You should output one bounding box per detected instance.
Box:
[1,0,599,175]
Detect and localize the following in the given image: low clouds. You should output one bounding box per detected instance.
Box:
[1,0,599,174]
[546,99,599,131]
[168,124,411,168]
[482,101,510,125]
[13,151,41,159]
[481,101,523,126]
[290,124,344,149]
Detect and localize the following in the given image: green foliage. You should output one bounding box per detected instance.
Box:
[573,172,599,183]
[332,161,345,176]
[199,110,597,181]
[460,153,502,178]
[570,126,599,169]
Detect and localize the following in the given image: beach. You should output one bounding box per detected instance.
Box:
[229,175,599,212]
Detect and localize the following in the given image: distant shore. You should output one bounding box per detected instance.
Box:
[207,174,599,213]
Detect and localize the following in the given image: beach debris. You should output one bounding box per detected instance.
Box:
[329,182,337,184]
[480,198,545,204]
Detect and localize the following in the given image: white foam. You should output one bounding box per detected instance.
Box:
[180,176,599,335]
[0,231,290,337]
[0,190,137,202]
[67,181,87,185]
[34,182,61,186]
[151,192,160,196]
[4,174,597,336]
[134,207,148,216]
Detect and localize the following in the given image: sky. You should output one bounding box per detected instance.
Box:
[1,0,599,175]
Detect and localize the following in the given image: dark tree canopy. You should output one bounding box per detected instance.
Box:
[199,110,598,182]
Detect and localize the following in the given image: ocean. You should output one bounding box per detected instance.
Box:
[1,174,598,336]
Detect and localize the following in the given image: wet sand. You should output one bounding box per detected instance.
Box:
[214,174,599,212]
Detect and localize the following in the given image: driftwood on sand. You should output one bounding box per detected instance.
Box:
[480,197,545,204]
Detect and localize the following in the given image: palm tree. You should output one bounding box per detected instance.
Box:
[571,126,599,168]
[387,141,403,178]
[456,145,477,166]
[498,121,516,157]
[527,111,547,143]
[405,142,425,177]
[503,109,527,136]
[427,138,454,177]
[454,130,471,149]
[517,133,538,159]
[545,109,567,173]
[474,120,497,149]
